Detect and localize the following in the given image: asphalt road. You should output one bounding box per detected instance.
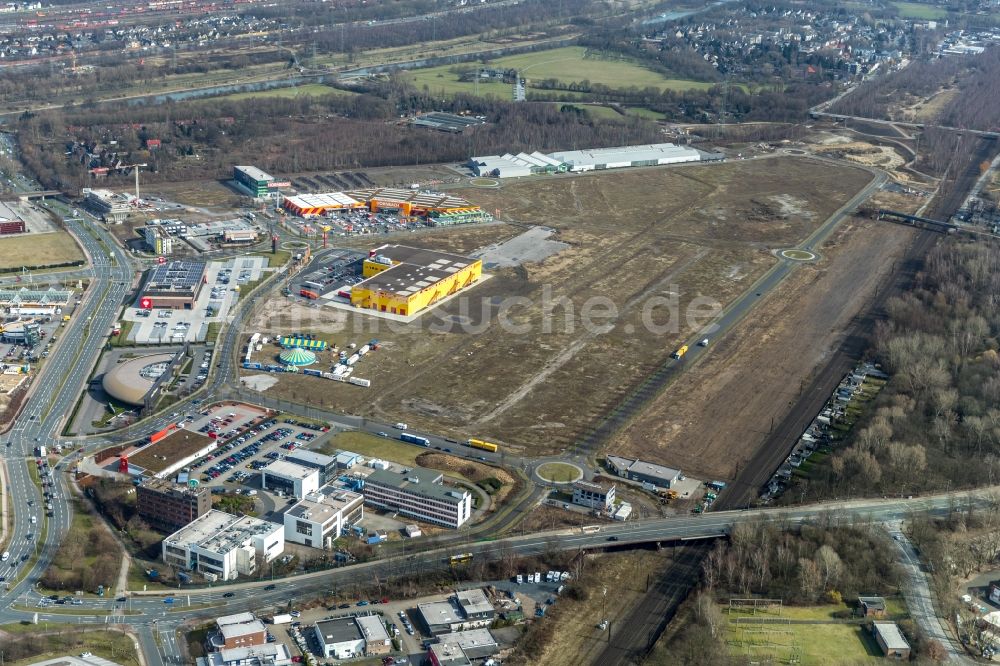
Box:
[885,521,972,664]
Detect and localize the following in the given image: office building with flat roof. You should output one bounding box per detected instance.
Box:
[209,612,267,650]
[161,510,284,581]
[143,225,173,255]
[313,615,388,659]
[284,449,338,484]
[363,467,472,528]
[263,459,320,499]
[137,478,211,533]
[139,260,207,309]
[233,166,274,197]
[571,479,616,512]
[606,455,682,489]
[283,487,363,549]
[428,628,499,665]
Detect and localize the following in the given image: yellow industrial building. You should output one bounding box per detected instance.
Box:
[350,245,482,317]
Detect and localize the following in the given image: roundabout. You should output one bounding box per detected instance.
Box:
[535,461,584,484]
[779,248,817,261]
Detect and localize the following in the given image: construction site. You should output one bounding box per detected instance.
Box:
[245,156,891,474]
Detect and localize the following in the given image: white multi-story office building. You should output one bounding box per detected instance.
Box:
[262,460,320,499]
[363,468,472,528]
[283,487,364,549]
[162,510,284,581]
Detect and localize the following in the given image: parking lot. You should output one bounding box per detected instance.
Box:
[291,250,365,300]
[282,189,439,240]
[178,403,331,494]
[123,256,267,344]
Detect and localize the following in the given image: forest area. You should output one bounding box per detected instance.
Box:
[829,47,1000,132]
[16,85,662,191]
[795,240,1000,501]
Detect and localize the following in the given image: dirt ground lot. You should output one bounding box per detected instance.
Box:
[0,231,84,270]
[612,216,918,480]
[247,157,873,455]
[147,180,245,209]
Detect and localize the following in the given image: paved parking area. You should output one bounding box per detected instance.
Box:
[292,249,365,299]
[185,405,332,491]
[124,256,267,344]
[471,225,568,268]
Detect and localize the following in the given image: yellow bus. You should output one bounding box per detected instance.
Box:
[448,552,473,565]
[467,438,498,453]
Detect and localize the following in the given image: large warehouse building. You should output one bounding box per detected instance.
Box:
[468,142,704,178]
[283,188,490,225]
[138,260,207,310]
[349,244,482,317]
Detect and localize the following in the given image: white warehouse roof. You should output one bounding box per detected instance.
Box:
[284,192,363,209]
[549,143,700,169]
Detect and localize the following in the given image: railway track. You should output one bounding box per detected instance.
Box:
[590,542,710,665]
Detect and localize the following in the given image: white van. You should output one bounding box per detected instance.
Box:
[394,423,408,430]
[1,551,9,562]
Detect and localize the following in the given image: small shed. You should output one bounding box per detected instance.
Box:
[858,596,886,618]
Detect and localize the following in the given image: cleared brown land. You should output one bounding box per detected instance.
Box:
[0,231,84,270]
[129,431,214,473]
[248,157,873,456]
[612,215,918,480]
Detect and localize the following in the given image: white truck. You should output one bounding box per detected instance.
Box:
[270,613,293,625]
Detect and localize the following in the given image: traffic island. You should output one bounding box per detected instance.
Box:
[535,462,583,484]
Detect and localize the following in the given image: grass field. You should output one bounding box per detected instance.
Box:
[248,157,874,459]
[210,83,357,102]
[318,431,426,467]
[317,432,476,484]
[0,231,84,271]
[406,46,714,98]
[536,462,581,483]
[892,1,947,18]
[5,628,140,665]
[725,619,884,665]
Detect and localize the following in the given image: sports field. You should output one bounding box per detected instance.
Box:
[721,603,895,665]
[405,46,714,98]
[892,1,947,18]
[249,156,875,460]
[0,231,84,271]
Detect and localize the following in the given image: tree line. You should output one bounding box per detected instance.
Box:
[801,240,1000,501]
[16,88,663,191]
